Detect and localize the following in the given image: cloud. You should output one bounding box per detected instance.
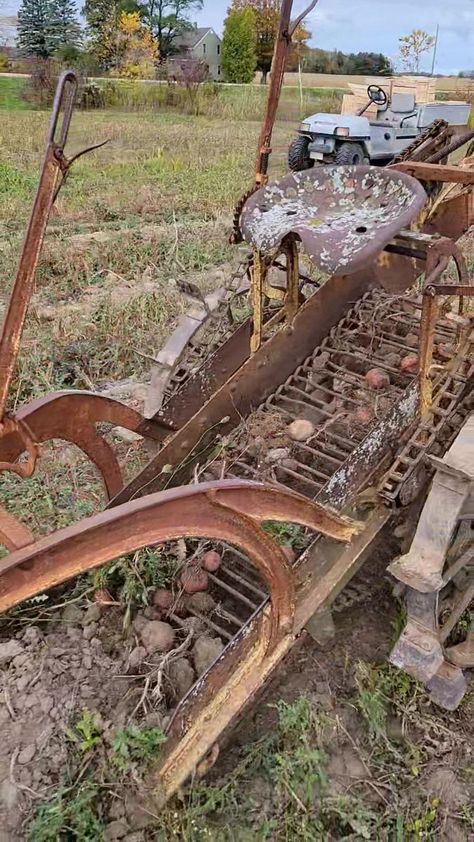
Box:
[301,0,474,72]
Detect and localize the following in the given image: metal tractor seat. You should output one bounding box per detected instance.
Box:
[241,166,426,275]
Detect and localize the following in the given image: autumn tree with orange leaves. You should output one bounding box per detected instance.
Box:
[117,10,158,77]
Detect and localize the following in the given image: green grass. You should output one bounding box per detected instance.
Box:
[0,75,28,109]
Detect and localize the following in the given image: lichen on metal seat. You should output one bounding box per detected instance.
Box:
[241,165,427,275]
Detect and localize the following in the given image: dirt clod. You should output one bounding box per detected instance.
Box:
[266,447,290,463]
[140,621,176,654]
[17,743,36,765]
[422,767,469,810]
[104,819,129,841]
[286,419,315,442]
[62,604,84,625]
[82,604,102,626]
[168,657,195,700]
[186,592,216,615]
[128,646,147,669]
[192,635,224,676]
[281,545,296,565]
[0,640,23,666]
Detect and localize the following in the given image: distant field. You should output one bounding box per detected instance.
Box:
[257,71,474,93]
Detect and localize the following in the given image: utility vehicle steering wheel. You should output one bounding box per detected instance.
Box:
[367,84,388,106]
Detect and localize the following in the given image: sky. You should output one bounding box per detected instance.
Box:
[194,0,474,75]
[2,0,473,74]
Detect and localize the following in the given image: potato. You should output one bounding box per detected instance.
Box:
[365,368,390,390]
[400,355,418,375]
[201,550,222,572]
[353,406,374,425]
[180,567,209,594]
[152,588,173,610]
[287,419,315,442]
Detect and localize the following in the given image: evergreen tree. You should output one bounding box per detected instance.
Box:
[222,7,256,84]
[17,0,82,58]
[17,0,51,58]
[49,0,83,55]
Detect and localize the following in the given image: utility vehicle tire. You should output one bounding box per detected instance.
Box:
[288,135,313,171]
[335,142,365,165]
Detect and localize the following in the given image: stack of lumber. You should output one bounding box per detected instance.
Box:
[341,76,437,117]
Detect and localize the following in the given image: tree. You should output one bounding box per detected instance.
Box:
[83,0,126,69]
[136,0,203,61]
[17,0,51,58]
[286,21,311,72]
[17,0,82,58]
[117,10,158,77]
[48,0,82,56]
[169,56,209,113]
[344,51,392,76]
[233,0,279,84]
[222,7,256,83]
[398,29,435,74]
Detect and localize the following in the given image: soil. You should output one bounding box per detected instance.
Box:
[0,533,472,839]
[209,542,474,839]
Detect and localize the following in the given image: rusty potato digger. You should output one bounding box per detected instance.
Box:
[0,1,473,808]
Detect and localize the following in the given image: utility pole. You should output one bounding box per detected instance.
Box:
[430,23,439,76]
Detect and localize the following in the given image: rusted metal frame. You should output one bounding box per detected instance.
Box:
[419,290,439,416]
[155,319,252,427]
[390,161,474,185]
[0,391,169,501]
[0,71,77,419]
[0,481,357,642]
[254,0,303,187]
[419,283,473,418]
[0,416,38,478]
[283,235,300,323]
[382,367,473,503]
[156,504,387,802]
[111,271,374,506]
[250,250,267,354]
[427,127,474,163]
[425,192,474,241]
[0,506,34,551]
[417,237,471,417]
[317,382,420,510]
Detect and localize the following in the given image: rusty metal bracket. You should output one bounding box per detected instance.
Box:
[0,71,111,435]
[0,72,77,419]
[0,391,169,500]
[390,161,474,185]
[0,481,358,645]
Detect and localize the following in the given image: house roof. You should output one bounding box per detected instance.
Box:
[173,27,220,51]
